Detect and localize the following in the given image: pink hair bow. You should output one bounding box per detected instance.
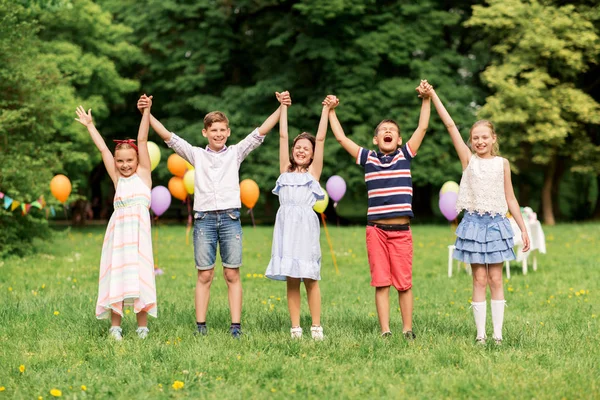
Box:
[113,139,138,152]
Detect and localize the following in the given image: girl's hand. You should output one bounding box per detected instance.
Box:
[276,91,292,106]
[521,231,531,252]
[137,94,153,112]
[322,95,339,108]
[416,80,433,98]
[75,106,93,127]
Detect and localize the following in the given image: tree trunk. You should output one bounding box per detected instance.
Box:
[593,175,600,220]
[541,155,556,225]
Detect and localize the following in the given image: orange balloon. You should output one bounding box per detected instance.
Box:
[240,179,259,209]
[50,174,72,203]
[168,177,188,201]
[167,154,187,177]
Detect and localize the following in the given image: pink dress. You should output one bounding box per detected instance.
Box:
[96,174,157,319]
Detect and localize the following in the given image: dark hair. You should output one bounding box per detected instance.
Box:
[468,120,500,156]
[374,119,401,137]
[288,132,316,172]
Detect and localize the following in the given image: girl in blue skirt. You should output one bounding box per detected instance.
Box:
[427,87,530,345]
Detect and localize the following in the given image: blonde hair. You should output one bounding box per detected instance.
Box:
[468,120,500,156]
[203,111,229,129]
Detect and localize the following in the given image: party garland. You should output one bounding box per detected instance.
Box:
[0,192,55,216]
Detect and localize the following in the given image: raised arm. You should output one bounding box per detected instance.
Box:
[279,104,289,173]
[503,158,530,252]
[259,91,291,136]
[327,98,360,159]
[309,100,331,181]
[136,98,152,188]
[406,81,432,154]
[137,95,172,142]
[75,106,117,185]
[429,89,471,169]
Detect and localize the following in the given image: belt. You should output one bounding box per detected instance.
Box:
[367,221,410,231]
[196,208,239,214]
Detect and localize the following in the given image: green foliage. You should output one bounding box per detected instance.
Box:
[0,224,598,397]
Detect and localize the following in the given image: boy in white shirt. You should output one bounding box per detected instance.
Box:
[137,92,291,337]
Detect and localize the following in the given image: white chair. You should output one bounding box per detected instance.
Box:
[505,216,545,278]
[447,245,472,277]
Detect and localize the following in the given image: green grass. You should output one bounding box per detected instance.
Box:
[1,223,598,399]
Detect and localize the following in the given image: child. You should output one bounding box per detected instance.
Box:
[75,99,157,341]
[265,94,332,340]
[427,87,530,344]
[327,81,432,340]
[137,92,291,338]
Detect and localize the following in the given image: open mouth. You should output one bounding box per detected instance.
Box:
[384,136,393,143]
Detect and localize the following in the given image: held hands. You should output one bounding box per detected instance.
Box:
[137,94,153,113]
[416,80,433,98]
[276,91,292,106]
[521,231,531,252]
[322,95,339,109]
[75,106,94,127]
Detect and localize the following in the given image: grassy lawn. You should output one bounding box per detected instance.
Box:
[0,223,598,399]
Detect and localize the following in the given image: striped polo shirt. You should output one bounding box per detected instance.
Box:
[357,144,416,220]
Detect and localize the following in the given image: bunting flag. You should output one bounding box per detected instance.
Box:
[11,201,20,211]
[0,191,50,216]
[4,196,12,209]
[0,192,4,199]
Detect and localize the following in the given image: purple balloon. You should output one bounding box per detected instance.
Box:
[439,191,459,221]
[151,185,171,217]
[326,175,347,203]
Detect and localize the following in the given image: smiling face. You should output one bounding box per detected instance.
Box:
[202,121,231,152]
[373,120,401,155]
[292,138,314,169]
[470,124,497,157]
[114,148,138,177]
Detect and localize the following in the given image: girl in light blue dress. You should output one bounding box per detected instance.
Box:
[265,94,334,340]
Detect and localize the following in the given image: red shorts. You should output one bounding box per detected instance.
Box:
[366,224,413,291]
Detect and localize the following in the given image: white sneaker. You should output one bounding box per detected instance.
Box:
[311,326,324,341]
[136,327,149,339]
[290,326,303,339]
[109,326,123,341]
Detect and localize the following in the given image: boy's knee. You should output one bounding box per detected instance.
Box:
[223,268,240,284]
[197,269,214,285]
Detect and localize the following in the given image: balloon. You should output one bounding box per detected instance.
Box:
[440,181,459,195]
[167,154,187,177]
[313,189,329,213]
[150,186,171,216]
[240,179,259,209]
[326,175,346,203]
[185,160,194,171]
[439,191,459,221]
[50,174,72,203]
[147,141,161,171]
[168,177,188,201]
[183,170,195,194]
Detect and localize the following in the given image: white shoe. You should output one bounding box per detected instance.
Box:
[290,326,303,339]
[109,326,123,341]
[311,326,324,341]
[136,327,149,339]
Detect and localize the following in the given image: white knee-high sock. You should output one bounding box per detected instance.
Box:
[471,301,487,339]
[491,299,506,340]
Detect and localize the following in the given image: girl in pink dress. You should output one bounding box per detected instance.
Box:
[75,97,157,340]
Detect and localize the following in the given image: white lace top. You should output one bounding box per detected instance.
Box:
[455,155,507,216]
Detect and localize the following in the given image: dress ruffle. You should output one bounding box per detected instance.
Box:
[266,257,321,281]
[453,212,516,264]
[273,172,325,200]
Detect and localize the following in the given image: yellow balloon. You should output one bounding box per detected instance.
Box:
[183,170,195,194]
[147,141,161,171]
[440,181,459,195]
[185,160,194,171]
[313,189,329,213]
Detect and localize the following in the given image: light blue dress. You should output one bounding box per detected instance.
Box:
[266,172,325,281]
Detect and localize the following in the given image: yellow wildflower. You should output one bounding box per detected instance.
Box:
[172,381,184,390]
[19,365,25,373]
[0,387,5,392]
[271,388,277,393]
[53,311,60,316]
[81,385,87,391]
[50,388,62,397]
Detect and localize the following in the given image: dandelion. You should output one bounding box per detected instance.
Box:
[8,287,12,292]
[540,322,545,326]
[171,275,176,280]
[172,381,184,390]
[253,273,258,278]
[261,300,267,305]
[258,274,264,278]
[54,311,60,316]
[0,387,5,392]
[271,388,277,393]
[81,385,87,391]
[50,388,62,397]
[246,273,251,278]
[507,287,514,292]
[593,315,597,318]
[19,365,25,373]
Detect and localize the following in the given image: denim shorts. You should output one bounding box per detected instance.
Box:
[193,209,243,270]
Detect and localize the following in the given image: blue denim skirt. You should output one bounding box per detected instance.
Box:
[453,212,516,265]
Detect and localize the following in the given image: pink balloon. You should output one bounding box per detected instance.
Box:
[439,191,459,221]
[326,175,346,203]
[151,186,171,217]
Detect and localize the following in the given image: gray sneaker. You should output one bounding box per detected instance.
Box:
[136,327,149,339]
[109,326,123,341]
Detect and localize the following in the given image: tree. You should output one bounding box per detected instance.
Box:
[466,0,600,225]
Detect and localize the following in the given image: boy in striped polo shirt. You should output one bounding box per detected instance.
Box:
[327,81,432,339]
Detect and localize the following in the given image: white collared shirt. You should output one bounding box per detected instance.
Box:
[165,129,264,211]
